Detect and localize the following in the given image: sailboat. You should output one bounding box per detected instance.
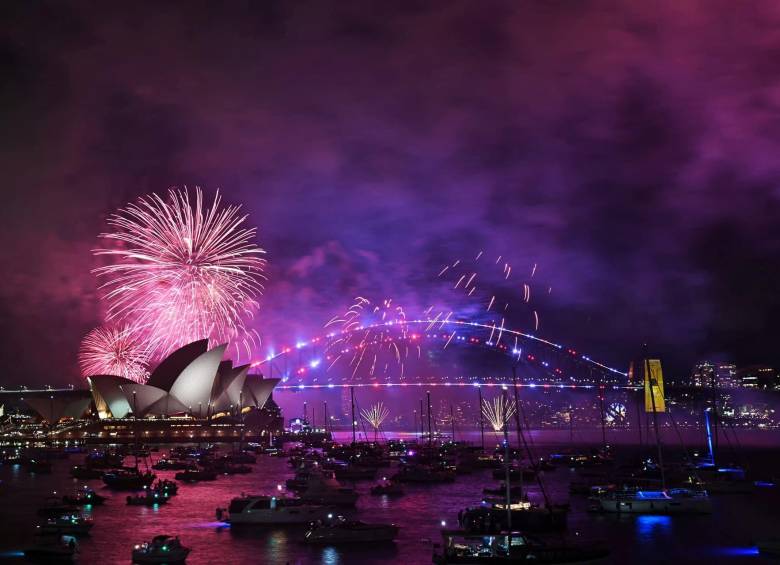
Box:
[596,356,712,514]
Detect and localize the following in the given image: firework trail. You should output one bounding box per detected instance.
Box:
[429,251,543,346]
[79,325,150,383]
[325,297,416,380]
[93,187,266,360]
[481,394,517,432]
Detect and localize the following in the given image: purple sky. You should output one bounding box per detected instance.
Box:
[1,1,779,385]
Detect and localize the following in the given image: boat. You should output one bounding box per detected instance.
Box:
[432,529,609,564]
[24,534,78,562]
[333,464,377,481]
[152,459,194,471]
[152,479,178,497]
[103,469,156,489]
[37,497,79,518]
[370,479,404,496]
[595,488,712,514]
[217,495,333,525]
[70,465,105,480]
[63,487,106,506]
[224,452,257,464]
[37,515,94,536]
[132,535,190,563]
[304,516,399,544]
[298,471,359,507]
[393,464,456,483]
[174,469,217,482]
[127,490,169,506]
[462,502,568,533]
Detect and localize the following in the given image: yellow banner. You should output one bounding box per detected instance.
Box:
[644,359,666,412]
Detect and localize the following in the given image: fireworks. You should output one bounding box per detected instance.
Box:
[79,325,150,383]
[361,401,390,430]
[429,251,543,348]
[325,297,415,380]
[93,187,266,360]
[481,394,516,432]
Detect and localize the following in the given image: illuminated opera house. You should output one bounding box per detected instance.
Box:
[87,339,278,420]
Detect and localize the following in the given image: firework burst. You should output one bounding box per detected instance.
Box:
[93,187,266,360]
[361,401,390,441]
[325,297,416,380]
[481,394,516,432]
[79,325,150,383]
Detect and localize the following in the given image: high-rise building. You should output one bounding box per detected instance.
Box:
[691,362,715,387]
[716,364,739,388]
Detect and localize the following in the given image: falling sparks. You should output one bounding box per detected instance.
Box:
[481,395,517,432]
[93,187,266,360]
[325,297,412,379]
[79,325,150,383]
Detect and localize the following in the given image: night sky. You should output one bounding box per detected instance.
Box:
[2,1,779,386]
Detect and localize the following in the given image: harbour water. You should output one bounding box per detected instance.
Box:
[1,438,778,564]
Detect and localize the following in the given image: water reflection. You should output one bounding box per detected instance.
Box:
[635,515,672,539]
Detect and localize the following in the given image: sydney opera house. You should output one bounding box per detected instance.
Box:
[88,339,278,420]
[4,340,282,442]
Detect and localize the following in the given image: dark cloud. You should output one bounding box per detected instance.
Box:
[1,1,780,385]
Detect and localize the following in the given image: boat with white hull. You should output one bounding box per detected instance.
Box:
[218,495,333,525]
[596,489,712,514]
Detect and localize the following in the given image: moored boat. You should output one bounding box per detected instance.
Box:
[304,516,399,544]
[36,515,94,536]
[132,535,190,563]
[217,494,333,525]
[595,488,712,514]
[24,534,78,562]
[432,529,609,564]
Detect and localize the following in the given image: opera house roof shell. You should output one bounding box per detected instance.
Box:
[87,340,278,419]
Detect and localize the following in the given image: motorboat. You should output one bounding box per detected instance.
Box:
[127,490,168,506]
[132,535,190,563]
[24,534,78,562]
[103,469,156,489]
[152,479,178,497]
[432,529,609,564]
[217,495,333,525]
[174,469,217,482]
[63,486,106,506]
[370,479,404,496]
[152,459,194,471]
[70,465,104,480]
[333,464,377,481]
[394,464,456,483]
[298,471,359,507]
[304,516,399,544]
[595,488,712,514]
[37,497,79,518]
[37,515,94,536]
[224,452,257,464]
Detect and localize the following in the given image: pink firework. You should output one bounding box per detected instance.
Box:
[79,325,150,383]
[93,187,266,360]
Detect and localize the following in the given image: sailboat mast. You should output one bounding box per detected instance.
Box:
[478,386,485,451]
[350,386,356,445]
[502,388,512,533]
[645,355,666,489]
